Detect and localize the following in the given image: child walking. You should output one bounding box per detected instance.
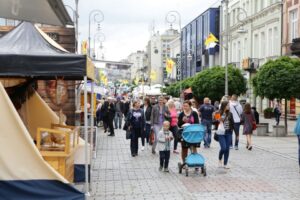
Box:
[158,121,173,172]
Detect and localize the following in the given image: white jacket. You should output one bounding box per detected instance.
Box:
[229,101,243,123]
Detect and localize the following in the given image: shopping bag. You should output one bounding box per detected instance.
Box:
[149,130,155,145]
[217,122,225,135]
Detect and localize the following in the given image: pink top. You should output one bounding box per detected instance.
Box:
[170,109,178,127]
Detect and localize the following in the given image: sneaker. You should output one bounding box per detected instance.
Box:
[159,166,163,171]
[152,150,156,154]
[235,146,239,150]
[164,168,169,172]
[141,146,145,151]
[248,146,253,151]
[224,165,230,169]
[108,134,115,137]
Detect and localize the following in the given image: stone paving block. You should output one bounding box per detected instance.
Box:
[79,128,300,200]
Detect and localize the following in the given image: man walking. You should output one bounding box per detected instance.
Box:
[229,94,243,150]
[199,97,215,148]
[114,97,124,129]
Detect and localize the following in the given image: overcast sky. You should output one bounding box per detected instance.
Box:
[65,0,219,61]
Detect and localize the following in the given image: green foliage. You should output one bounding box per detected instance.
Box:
[192,66,247,101]
[163,66,247,101]
[163,76,195,97]
[252,56,300,100]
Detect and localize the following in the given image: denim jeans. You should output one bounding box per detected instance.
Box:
[218,130,232,165]
[143,123,151,144]
[298,135,300,166]
[202,120,212,147]
[169,126,178,150]
[114,112,123,129]
[230,123,240,147]
[159,150,170,168]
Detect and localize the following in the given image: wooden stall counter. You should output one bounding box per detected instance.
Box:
[36,124,79,182]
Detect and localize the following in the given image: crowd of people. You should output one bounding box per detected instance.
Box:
[95,94,300,173]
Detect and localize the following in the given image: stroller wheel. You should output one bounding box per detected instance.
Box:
[185,168,189,177]
[178,162,182,174]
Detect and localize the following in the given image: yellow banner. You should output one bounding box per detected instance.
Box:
[166,59,175,74]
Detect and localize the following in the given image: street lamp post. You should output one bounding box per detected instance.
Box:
[88,10,104,57]
[165,10,181,97]
[224,0,229,96]
[93,32,106,59]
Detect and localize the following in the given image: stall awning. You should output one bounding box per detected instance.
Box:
[0,0,73,26]
[0,22,94,80]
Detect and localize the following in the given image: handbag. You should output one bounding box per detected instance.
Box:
[217,122,225,135]
[126,129,131,140]
[149,130,155,145]
[213,132,219,141]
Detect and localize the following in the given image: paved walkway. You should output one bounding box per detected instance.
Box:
[81,127,300,200]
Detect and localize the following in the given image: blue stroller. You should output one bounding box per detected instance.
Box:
[178,124,207,177]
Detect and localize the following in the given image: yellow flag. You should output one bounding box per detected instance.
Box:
[205,33,219,49]
[134,77,139,85]
[81,40,88,55]
[166,59,175,74]
[150,70,157,81]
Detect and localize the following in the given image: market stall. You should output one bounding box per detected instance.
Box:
[0,22,95,198]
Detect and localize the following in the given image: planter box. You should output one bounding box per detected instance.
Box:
[255,123,269,136]
[270,125,287,137]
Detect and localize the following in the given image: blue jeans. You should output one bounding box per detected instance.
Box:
[202,120,212,147]
[230,123,240,147]
[218,130,232,165]
[114,112,123,129]
[298,135,300,166]
[144,123,151,144]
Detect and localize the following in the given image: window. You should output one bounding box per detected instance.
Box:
[237,41,241,64]
[254,34,259,58]
[260,32,265,58]
[255,0,259,13]
[244,37,248,57]
[273,27,279,55]
[268,28,273,56]
[289,9,298,42]
[261,0,265,10]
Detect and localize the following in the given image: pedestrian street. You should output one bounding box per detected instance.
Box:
[81,128,300,200]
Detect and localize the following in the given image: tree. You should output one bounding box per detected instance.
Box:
[191,66,247,102]
[252,56,300,134]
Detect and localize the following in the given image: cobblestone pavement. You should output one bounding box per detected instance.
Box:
[83,128,300,200]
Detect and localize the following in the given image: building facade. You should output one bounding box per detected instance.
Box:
[220,0,282,112]
[282,0,300,116]
[127,51,147,82]
[181,8,220,79]
[146,29,179,85]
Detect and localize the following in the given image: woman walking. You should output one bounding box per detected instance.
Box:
[150,96,170,154]
[127,101,145,157]
[241,103,256,150]
[217,101,234,169]
[294,114,300,172]
[143,97,152,150]
[178,100,200,164]
[167,100,179,154]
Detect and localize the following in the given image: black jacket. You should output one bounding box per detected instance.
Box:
[178,111,200,128]
[144,105,152,121]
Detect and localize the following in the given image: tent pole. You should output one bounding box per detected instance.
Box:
[89,81,94,192]
[84,76,90,196]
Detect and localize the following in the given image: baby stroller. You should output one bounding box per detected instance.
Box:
[178,124,207,177]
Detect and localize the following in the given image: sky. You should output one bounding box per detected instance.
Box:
[64,0,219,61]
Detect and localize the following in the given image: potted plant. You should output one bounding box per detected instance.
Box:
[264,108,274,119]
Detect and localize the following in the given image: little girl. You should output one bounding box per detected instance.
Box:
[158,121,173,172]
